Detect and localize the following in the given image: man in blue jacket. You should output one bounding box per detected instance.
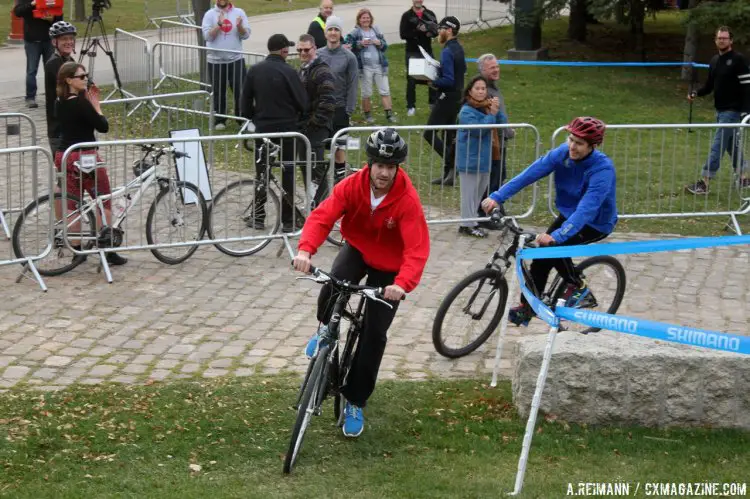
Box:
[481,117,618,326]
[424,16,466,186]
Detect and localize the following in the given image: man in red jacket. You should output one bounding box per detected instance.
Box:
[293,127,430,438]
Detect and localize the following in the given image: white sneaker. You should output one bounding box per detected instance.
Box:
[214,123,226,131]
[407,108,416,117]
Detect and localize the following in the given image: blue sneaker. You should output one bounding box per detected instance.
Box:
[508,304,534,327]
[563,284,592,308]
[304,325,328,358]
[342,402,364,437]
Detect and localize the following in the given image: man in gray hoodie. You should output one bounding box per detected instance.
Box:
[317,15,358,181]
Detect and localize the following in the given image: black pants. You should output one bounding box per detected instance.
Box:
[299,125,331,208]
[523,214,609,306]
[254,135,298,226]
[316,244,400,407]
[207,59,246,124]
[423,91,461,178]
[405,52,437,109]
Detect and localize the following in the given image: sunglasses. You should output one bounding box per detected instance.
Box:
[71,73,89,80]
[297,48,313,53]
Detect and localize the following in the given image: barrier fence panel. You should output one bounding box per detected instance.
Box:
[145,0,194,27]
[151,42,267,129]
[112,29,152,101]
[328,124,541,226]
[53,133,311,283]
[0,146,56,292]
[549,123,750,234]
[445,0,514,31]
[0,113,38,239]
[158,20,202,48]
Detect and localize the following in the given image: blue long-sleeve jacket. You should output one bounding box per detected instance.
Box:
[489,143,618,243]
[432,39,465,93]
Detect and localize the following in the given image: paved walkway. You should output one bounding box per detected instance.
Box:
[0,97,748,392]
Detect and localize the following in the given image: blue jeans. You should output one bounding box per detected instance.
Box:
[24,40,54,100]
[702,110,748,179]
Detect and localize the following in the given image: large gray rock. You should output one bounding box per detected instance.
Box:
[512,332,750,430]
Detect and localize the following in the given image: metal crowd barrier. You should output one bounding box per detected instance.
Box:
[151,42,266,129]
[57,133,311,283]
[145,0,194,28]
[329,124,542,225]
[549,123,750,234]
[0,146,56,291]
[112,29,152,102]
[158,19,202,47]
[0,113,38,239]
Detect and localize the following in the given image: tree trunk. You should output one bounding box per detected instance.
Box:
[614,0,626,24]
[74,0,86,21]
[568,0,588,42]
[629,0,646,60]
[192,0,211,85]
[681,0,701,81]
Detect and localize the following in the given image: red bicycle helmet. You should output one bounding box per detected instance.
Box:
[566,116,606,145]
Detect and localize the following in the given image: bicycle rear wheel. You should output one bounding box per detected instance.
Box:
[551,256,627,333]
[208,179,281,257]
[432,268,509,359]
[146,181,208,265]
[283,345,330,474]
[12,193,96,276]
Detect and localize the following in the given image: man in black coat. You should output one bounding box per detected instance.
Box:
[241,34,308,232]
[399,0,438,116]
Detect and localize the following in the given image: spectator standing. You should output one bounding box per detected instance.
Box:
[297,33,336,207]
[475,53,515,229]
[424,16,466,186]
[346,9,395,124]
[241,34,308,232]
[201,0,250,131]
[13,0,62,108]
[318,16,358,182]
[45,21,77,153]
[456,75,506,238]
[55,62,127,266]
[308,0,334,49]
[686,26,750,194]
[399,0,438,116]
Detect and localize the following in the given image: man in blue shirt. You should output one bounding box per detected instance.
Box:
[424,16,466,186]
[482,117,618,326]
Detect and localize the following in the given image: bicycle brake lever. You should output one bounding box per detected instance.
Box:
[363,289,394,309]
[296,275,330,284]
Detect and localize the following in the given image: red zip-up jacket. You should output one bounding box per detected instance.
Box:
[298,166,430,292]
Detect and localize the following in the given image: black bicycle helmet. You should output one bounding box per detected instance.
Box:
[49,21,77,39]
[364,128,408,165]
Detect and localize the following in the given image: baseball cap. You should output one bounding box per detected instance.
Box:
[267,34,295,52]
[438,16,460,33]
[325,15,344,32]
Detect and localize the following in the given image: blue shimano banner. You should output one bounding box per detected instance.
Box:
[514,256,559,328]
[556,306,750,355]
[518,235,750,261]
[465,59,710,69]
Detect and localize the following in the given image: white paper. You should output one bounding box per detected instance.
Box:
[418,45,440,67]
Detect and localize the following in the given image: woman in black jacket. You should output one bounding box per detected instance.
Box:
[55,61,127,266]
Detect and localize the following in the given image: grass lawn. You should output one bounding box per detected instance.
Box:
[0,377,747,497]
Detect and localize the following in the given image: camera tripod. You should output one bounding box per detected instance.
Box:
[78,2,131,101]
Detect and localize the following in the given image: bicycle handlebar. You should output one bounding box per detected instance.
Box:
[489,208,541,248]
[140,144,191,159]
[294,264,406,305]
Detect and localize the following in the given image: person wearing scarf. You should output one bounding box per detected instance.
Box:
[456,75,507,238]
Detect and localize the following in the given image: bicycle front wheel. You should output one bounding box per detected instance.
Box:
[146,181,208,265]
[551,256,627,333]
[12,193,96,276]
[283,345,330,474]
[208,179,281,257]
[432,268,509,359]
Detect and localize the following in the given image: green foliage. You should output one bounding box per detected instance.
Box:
[685,0,750,44]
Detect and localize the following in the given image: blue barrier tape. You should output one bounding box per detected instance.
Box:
[466,58,710,69]
[514,253,559,328]
[518,235,750,261]
[556,306,750,355]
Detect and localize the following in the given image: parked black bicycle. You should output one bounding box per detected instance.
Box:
[208,137,351,257]
[283,266,395,474]
[432,210,627,358]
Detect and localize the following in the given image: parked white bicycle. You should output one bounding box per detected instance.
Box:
[12,144,209,276]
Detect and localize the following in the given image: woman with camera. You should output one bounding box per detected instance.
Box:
[55,61,127,266]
